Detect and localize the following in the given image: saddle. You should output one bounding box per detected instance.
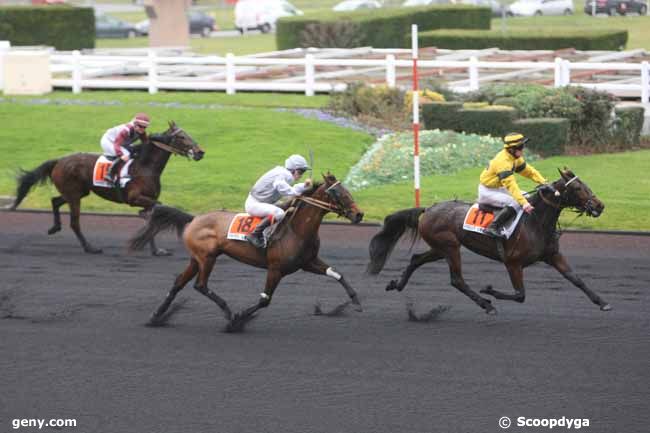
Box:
[463,203,524,239]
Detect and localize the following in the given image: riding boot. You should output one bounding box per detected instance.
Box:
[484,206,517,238]
[246,216,272,249]
[104,158,120,183]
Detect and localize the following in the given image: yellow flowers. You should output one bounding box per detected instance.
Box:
[404,89,446,111]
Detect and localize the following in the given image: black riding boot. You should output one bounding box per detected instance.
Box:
[105,158,120,183]
[485,206,517,238]
[246,216,272,249]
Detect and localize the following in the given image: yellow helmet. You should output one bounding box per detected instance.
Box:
[503,132,528,149]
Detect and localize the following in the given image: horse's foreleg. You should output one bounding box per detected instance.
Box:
[148,258,199,326]
[547,253,611,311]
[303,257,362,314]
[66,196,102,254]
[445,248,496,314]
[386,249,443,293]
[481,262,526,303]
[226,269,283,333]
[47,196,66,235]
[193,254,231,321]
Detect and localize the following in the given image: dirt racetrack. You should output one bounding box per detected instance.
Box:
[1,211,649,433]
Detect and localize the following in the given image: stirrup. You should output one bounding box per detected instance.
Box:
[485,226,504,238]
[246,233,266,249]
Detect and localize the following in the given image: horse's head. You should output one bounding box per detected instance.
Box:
[159,121,205,161]
[551,168,604,217]
[312,172,364,224]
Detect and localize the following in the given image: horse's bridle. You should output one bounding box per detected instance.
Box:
[151,127,193,157]
[538,175,597,215]
[296,181,348,217]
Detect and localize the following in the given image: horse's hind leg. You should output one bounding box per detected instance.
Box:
[66,195,102,254]
[481,262,526,303]
[47,196,66,235]
[386,249,443,292]
[547,252,611,311]
[303,256,362,313]
[445,247,496,314]
[148,258,199,326]
[193,254,232,320]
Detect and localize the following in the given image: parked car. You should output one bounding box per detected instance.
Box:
[234,0,303,34]
[333,0,382,11]
[507,0,574,16]
[95,13,139,39]
[584,0,647,15]
[135,11,217,37]
[461,0,504,16]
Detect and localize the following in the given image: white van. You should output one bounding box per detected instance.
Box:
[234,0,304,34]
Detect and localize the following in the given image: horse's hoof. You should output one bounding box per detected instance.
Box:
[600,303,612,311]
[152,248,172,257]
[485,302,497,315]
[47,225,61,235]
[84,246,103,254]
[353,304,363,313]
[385,280,398,292]
[480,285,493,295]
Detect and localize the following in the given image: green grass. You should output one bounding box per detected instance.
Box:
[3,90,328,109]
[354,151,650,230]
[0,100,372,214]
[1,97,648,230]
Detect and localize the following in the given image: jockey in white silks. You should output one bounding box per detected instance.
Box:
[244,154,312,248]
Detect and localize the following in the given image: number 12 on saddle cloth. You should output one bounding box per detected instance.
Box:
[227,213,264,241]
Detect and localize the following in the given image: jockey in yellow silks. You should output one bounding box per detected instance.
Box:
[478,132,548,237]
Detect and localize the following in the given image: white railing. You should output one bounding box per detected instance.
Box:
[47,49,650,104]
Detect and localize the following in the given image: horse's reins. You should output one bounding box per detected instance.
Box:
[151,128,190,156]
[295,182,346,216]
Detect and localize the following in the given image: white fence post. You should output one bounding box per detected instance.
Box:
[641,61,649,105]
[562,59,571,86]
[72,50,82,94]
[386,54,396,88]
[305,53,315,97]
[226,53,235,95]
[554,57,562,87]
[0,40,10,91]
[148,50,158,94]
[469,56,479,91]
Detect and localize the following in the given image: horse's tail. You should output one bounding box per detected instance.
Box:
[367,207,425,275]
[128,205,194,251]
[10,159,58,210]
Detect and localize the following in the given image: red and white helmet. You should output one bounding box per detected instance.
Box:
[133,113,150,128]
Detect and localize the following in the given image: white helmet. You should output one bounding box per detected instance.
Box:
[285,154,310,171]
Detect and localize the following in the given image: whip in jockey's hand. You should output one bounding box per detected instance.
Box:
[100,113,150,184]
[244,154,311,249]
[477,132,548,237]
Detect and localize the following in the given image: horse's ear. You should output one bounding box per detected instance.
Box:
[558,167,568,179]
[168,120,176,130]
[321,172,327,182]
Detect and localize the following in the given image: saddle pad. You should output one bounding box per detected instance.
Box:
[227,213,264,241]
[462,204,523,239]
[93,156,133,188]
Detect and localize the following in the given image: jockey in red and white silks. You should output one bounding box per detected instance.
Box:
[244,154,312,248]
[100,113,150,182]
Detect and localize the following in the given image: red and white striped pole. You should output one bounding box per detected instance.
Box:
[411,24,420,208]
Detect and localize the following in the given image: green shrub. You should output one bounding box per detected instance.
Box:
[422,101,464,131]
[416,29,628,51]
[455,107,516,137]
[277,6,491,50]
[612,106,645,148]
[328,83,407,128]
[0,6,94,50]
[566,87,616,148]
[513,118,570,156]
[299,21,363,49]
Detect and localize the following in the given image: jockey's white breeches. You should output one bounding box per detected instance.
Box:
[245,194,285,221]
[477,184,521,210]
[101,137,131,158]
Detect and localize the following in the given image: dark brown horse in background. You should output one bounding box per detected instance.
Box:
[368,169,611,316]
[10,121,204,255]
[128,173,364,332]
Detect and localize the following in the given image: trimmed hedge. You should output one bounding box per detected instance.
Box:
[612,106,645,148]
[422,101,464,131]
[277,5,490,50]
[416,29,628,51]
[456,107,517,138]
[0,6,94,50]
[512,118,570,156]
